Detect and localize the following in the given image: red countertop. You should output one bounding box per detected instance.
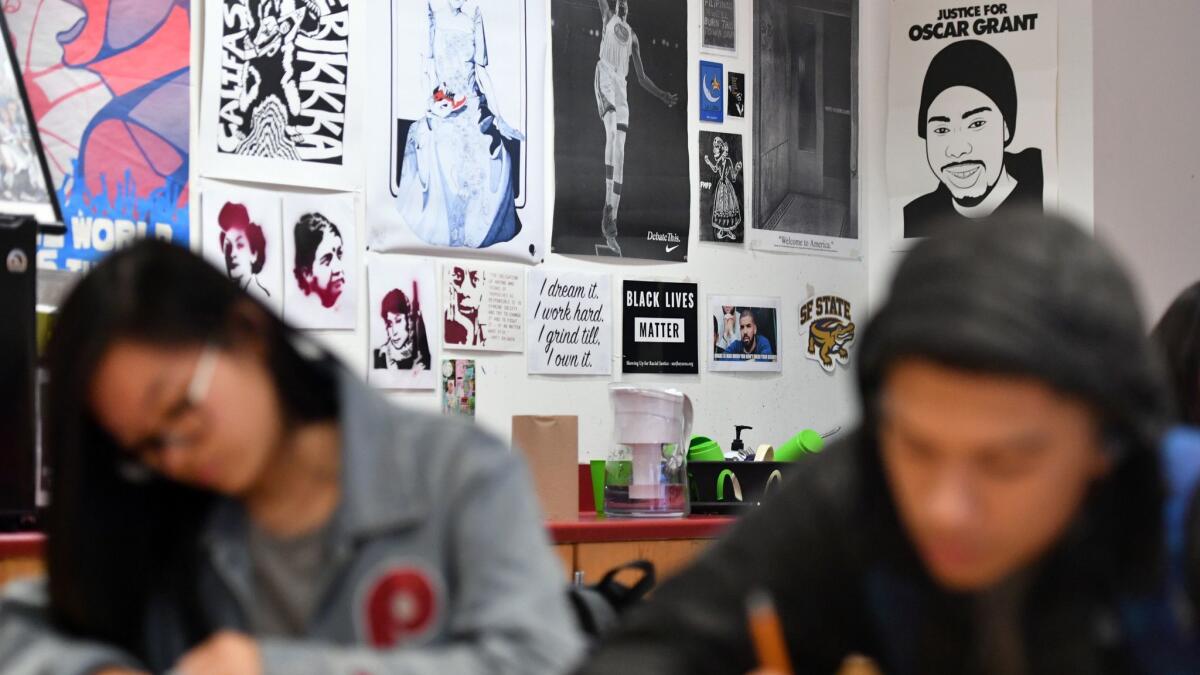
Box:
[0,533,44,557]
[547,513,734,544]
[2,514,735,557]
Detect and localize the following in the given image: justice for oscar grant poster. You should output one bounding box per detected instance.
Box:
[887,0,1058,246]
[622,280,698,374]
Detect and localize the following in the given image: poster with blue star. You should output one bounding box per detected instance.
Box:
[699,60,723,122]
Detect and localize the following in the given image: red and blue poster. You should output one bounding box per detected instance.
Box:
[5,0,190,271]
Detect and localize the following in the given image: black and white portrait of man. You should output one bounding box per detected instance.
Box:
[887,0,1058,244]
[904,39,1043,238]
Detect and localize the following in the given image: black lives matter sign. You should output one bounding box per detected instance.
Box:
[622,280,698,374]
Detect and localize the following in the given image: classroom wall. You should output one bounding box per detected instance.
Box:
[1093,0,1200,325]
[190,0,868,462]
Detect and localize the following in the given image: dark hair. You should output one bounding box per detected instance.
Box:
[737,307,757,326]
[1151,280,1200,425]
[380,288,412,324]
[293,212,341,288]
[857,211,1170,590]
[216,202,267,274]
[44,239,339,664]
[918,39,1017,144]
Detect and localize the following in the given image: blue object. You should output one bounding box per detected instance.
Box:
[699,61,724,123]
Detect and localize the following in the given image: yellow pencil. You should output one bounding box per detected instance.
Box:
[746,589,793,675]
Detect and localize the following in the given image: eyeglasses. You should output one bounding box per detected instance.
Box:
[117,344,219,483]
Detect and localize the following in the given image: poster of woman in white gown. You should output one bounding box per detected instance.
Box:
[366,0,546,263]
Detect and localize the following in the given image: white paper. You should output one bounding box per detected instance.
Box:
[364,0,547,263]
[441,263,524,352]
[526,269,612,375]
[200,181,284,314]
[198,0,362,189]
[708,295,782,373]
[887,0,1058,248]
[282,192,358,329]
[367,254,437,389]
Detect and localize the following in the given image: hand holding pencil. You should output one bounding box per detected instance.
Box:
[746,588,882,675]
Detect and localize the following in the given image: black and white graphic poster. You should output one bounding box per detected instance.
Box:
[622,280,698,374]
[200,0,362,188]
[701,0,736,54]
[527,269,612,375]
[699,131,744,243]
[751,0,858,258]
[442,263,524,352]
[282,192,358,329]
[0,27,52,221]
[551,0,689,262]
[888,0,1057,247]
[727,71,745,118]
[368,254,437,390]
[366,0,546,263]
[201,181,284,315]
[709,295,781,372]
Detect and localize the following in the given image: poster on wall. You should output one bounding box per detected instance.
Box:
[699,131,744,244]
[550,0,689,262]
[364,0,546,264]
[727,71,746,118]
[6,0,190,271]
[799,292,855,373]
[699,60,724,123]
[527,269,612,375]
[887,1,1057,247]
[367,254,436,390]
[199,0,360,189]
[701,0,737,54]
[201,182,284,314]
[282,192,357,329]
[709,295,781,372]
[441,359,476,417]
[751,0,858,259]
[0,18,54,224]
[442,263,524,352]
[622,280,698,374]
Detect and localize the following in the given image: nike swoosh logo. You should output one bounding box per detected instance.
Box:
[666,244,679,252]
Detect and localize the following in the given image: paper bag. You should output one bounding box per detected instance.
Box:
[511,415,579,521]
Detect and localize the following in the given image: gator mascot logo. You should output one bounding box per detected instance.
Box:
[800,295,855,373]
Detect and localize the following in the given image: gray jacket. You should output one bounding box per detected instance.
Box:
[0,367,585,674]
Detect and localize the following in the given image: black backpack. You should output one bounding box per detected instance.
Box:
[567,560,656,639]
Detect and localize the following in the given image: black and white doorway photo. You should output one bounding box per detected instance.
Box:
[751,0,858,258]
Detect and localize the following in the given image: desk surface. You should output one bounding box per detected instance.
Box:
[547,513,734,544]
[2,514,736,555]
[0,533,43,557]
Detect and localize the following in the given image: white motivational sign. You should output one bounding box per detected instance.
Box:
[526,270,612,375]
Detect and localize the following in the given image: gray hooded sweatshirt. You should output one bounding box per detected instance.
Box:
[0,366,585,674]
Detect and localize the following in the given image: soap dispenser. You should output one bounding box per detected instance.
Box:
[730,425,752,461]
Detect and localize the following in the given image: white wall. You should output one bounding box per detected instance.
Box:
[863,0,1096,309]
[1093,0,1200,325]
[191,0,867,461]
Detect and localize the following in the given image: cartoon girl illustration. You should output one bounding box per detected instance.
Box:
[704,135,742,240]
